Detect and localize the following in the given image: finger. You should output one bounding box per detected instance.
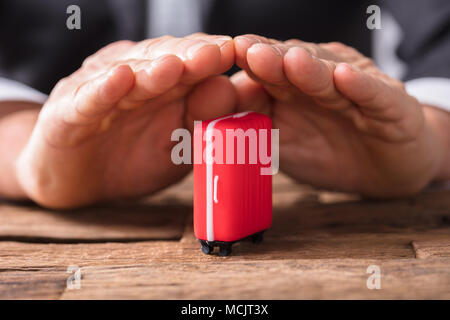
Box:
[71,64,134,122]
[247,43,290,86]
[234,34,277,70]
[83,40,135,68]
[75,41,136,81]
[186,33,235,73]
[185,75,237,131]
[286,39,340,61]
[235,34,335,70]
[230,70,272,115]
[334,63,422,140]
[284,46,352,110]
[128,37,222,83]
[117,54,184,110]
[334,63,410,120]
[236,37,300,101]
[238,39,345,108]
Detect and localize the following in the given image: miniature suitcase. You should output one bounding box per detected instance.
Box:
[194,111,273,256]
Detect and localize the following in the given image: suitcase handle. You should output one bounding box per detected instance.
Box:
[214,175,219,204]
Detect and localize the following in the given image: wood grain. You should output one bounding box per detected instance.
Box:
[1,238,449,299]
[412,240,450,259]
[0,173,449,299]
[0,202,189,242]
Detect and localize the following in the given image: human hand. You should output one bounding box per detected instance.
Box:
[16,34,236,208]
[233,35,449,197]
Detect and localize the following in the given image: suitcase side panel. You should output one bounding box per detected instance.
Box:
[194,112,273,242]
[213,113,272,242]
[193,121,208,241]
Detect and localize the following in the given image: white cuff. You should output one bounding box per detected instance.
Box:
[0,77,47,104]
[405,77,450,112]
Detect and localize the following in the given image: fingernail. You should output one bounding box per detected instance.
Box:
[341,63,355,72]
[287,46,316,61]
[215,36,232,48]
[237,36,261,45]
[248,43,283,57]
[271,45,283,56]
[151,54,170,67]
[187,42,209,59]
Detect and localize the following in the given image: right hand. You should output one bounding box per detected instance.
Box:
[16,34,236,209]
[232,35,447,197]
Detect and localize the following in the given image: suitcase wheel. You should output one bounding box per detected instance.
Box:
[200,240,214,255]
[251,231,264,244]
[219,244,232,257]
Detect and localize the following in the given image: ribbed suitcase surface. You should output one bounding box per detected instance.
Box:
[194,112,272,243]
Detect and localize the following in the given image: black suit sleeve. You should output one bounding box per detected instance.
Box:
[383,0,450,81]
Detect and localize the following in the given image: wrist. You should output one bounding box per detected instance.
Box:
[0,106,40,199]
[422,104,450,182]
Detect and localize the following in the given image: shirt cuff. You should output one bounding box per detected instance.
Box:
[0,77,47,104]
[405,77,450,112]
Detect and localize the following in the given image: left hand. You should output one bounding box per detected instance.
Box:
[15,34,236,208]
[232,35,449,197]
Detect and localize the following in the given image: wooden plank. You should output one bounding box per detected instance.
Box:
[2,172,447,242]
[412,240,450,259]
[0,267,67,299]
[0,173,196,242]
[1,220,450,300]
[0,201,189,242]
[0,241,176,299]
[271,191,450,236]
[1,240,448,299]
[0,172,449,299]
[59,259,450,299]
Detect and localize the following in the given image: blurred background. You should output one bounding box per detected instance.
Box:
[0,0,389,94]
[0,0,449,104]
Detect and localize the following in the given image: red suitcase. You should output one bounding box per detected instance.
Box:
[194,111,273,256]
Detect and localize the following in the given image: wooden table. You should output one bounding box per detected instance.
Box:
[0,173,449,299]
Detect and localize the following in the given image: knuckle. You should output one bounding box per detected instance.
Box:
[324,41,347,51]
[355,57,375,69]
[187,32,206,37]
[82,54,96,67]
[142,35,173,52]
[112,40,135,47]
[84,41,134,65]
[285,38,303,45]
[150,35,173,45]
[103,40,135,53]
[53,77,70,91]
[307,75,334,97]
[244,34,265,44]
[392,79,406,91]
[305,43,320,56]
[321,42,354,58]
[323,42,365,62]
